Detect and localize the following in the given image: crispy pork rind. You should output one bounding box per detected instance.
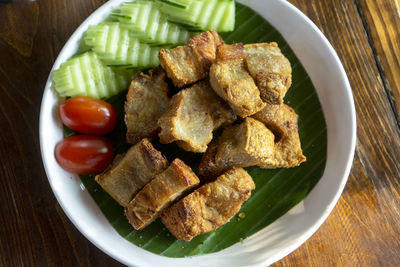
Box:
[253,103,306,168]
[95,139,168,207]
[197,139,224,180]
[216,117,275,166]
[209,43,265,118]
[125,158,200,230]
[158,80,236,152]
[161,168,255,241]
[198,117,275,179]
[159,30,224,88]
[244,42,292,105]
[125,67,170,145]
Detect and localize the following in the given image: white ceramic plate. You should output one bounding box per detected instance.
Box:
[39,0,356,266]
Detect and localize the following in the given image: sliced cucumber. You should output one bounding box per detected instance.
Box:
[111,2,190,45]
[160,0,235,32]
[156,0,192,8]
[52,52,134,98]
[84,23,160,67]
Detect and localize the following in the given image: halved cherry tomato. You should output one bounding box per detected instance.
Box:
[59,96,116,135]
[55,135,114,174]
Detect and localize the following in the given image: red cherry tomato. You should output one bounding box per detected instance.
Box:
[59,96,116,135]
[55,135,114,174]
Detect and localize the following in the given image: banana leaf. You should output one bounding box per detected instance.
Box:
[74,3,327,257]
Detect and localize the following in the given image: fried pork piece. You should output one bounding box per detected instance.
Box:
[95,139,168,207]
[161,168,255,241]
[209,43,265,118]
[198,117,275,179]
[244,42,292,105]
[125,158,200,230]
[253,103,306,168]
[216,117,275,166]
[158,81,236,152]
[159,30,224,87]
[206,88,237,131]
[198,139,223,180]
[125,67,170,145]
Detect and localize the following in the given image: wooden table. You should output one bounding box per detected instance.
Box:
[1,0,399,266]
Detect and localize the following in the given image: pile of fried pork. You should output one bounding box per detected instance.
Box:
[95,31,306,241]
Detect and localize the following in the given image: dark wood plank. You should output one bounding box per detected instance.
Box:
[356,0,400,124]
[273,0,400,265]
[0,2,39,57]
[0,1,122,266]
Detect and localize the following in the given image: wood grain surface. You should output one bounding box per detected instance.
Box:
[1,0,399,266]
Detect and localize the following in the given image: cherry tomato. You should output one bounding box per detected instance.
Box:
[59,96,116,135]
[55,135,114,174]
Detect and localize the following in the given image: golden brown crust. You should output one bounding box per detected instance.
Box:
[216,117,275,164]
[157,94,185,144]
[244,43,292,105]
[125,158,200,230]
[198,140,228,180]
[159,31,224,88]
[198,118,275,179]
[252,103,306,168]
[125,67,170,145]
[255,72,291,105]
[215,42,244,61]
[202,82,237,131]
[158,84,213,152]
[187,30,225,69]
[159,46,204,88]
[158,80,236,152]
[161,168,255,241]
[95,139,169,207]
[209,43,265,118]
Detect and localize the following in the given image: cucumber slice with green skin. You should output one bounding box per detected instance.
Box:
[166,23,181,44]
[127,39,140,67]
[219,0,235,32]
[52,52,134,98]
[84,23,160,67]
[118,2,152,32]
[150,48,160,66]
[126,6,161,42]
[167,19,202,31]
[154,17,170,44]
[144,8,162,41]
[196,1,215,28]
[160,2,198,22]
[161,0,235,32]
[111,2,190,45]
[156,0,192,9]
[178,29,192,43]
[138,44,151,67]
[115,26,130,63]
